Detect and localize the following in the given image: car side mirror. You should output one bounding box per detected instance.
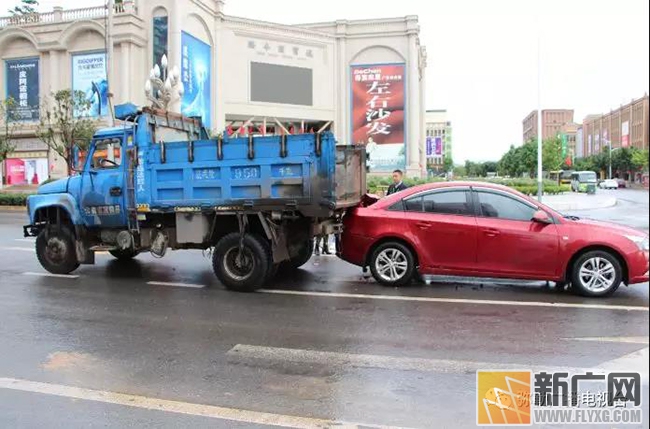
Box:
[532,210,552,224]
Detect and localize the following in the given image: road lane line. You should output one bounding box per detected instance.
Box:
[564,336,650,344]
[258,289,649,312]
[23,272,79,279]
[147,281,205,289]
[14,238,35,242]
[228,344,585,375]
[1,246,34,252]
[0,377,399,429]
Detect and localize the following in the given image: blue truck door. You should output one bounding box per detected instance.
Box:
[79,136,128,228]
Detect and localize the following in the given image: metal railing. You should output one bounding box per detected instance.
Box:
[0,3,134,28]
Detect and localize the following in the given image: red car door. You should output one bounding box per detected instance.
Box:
[473,188,560,279]
[401,188,478,274]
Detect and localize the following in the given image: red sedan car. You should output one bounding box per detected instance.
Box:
[340,182,649,297]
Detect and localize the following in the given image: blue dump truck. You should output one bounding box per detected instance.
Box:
[24,104,366,291]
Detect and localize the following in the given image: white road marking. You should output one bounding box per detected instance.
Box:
[23,272,79,279]
[595,347,650,383]
[147,281,205,289]
[1,246,34,252]
[228,344,584,375]
[258,289,649,312]
[564,336,650,344]
[14,238,35,243]
[0,377,396,429]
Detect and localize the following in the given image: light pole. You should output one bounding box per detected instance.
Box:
[607,144,622,180]
[536,6,543,202]
[144,54,183,110]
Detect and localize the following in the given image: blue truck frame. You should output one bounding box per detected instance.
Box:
[24,103,366,291]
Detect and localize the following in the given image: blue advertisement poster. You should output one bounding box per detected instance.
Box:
[72,52,109,117]
[181,31,211,127]
[5,58,39,121]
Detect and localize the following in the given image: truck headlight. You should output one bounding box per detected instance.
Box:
[625,234,650,251]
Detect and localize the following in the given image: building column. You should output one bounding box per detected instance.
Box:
[168,1,183,113]
[419,52,427,176]
[214,5,225,133]
[120,42,131,105]
[49,50,61,93]
[336,20,347,145]
[406,29,421,178]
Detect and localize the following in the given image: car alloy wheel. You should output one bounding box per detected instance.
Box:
[578,256,616,293]
[374,248,409,282]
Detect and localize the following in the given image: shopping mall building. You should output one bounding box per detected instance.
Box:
[0,0,428,185]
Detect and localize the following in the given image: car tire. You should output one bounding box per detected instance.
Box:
[35,226,80,275]
[570,250,622,297]
[369,241,416,287]
[212,232,270,292]
[109,248,138,260]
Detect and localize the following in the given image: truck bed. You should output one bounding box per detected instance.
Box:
[133,132,365,217]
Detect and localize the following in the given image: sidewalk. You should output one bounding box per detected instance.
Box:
[542,192,616,212]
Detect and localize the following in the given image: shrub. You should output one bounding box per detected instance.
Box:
[0,193,29,206]
[366,175,570,196]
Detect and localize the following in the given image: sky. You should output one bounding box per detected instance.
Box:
[32,0,650,162]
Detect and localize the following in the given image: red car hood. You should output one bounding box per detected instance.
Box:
[569,217,647,237]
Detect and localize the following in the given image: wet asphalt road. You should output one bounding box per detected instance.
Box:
[0,189,648,428]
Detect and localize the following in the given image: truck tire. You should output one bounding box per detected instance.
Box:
[212,233,271,292]
[281,239,314,271]
[109,248,138,260]
[36,226,80,275]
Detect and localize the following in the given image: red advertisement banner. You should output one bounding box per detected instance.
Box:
[351,64,405,145]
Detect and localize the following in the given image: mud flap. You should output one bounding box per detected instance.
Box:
[76,240,95,265]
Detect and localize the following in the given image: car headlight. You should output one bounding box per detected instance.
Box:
[625,234,650,251]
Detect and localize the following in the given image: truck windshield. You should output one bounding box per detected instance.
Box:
[92,138,122,169]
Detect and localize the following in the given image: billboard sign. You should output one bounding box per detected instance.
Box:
[72,52,109,117]
[5,58,39,121]
[181,31,211,128]
[621,121,630,147]
[351,63,405,172]
[425,136,433,157]
[434,136,443,156]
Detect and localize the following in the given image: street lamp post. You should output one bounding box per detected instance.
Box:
[144,54,183,110]
[607,144,622,180]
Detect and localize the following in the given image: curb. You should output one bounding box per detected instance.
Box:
[0,206,27,212]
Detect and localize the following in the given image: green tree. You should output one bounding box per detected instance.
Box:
[443,154,454,174]
[9,0,38,15]
[631,149,649,171]
[0,98,19,167]
[37,90,97,174]
[542,136,563,172]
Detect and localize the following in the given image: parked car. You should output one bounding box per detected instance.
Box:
[616,178,627,188]
[599,179,619,190]
[339,182,649,297]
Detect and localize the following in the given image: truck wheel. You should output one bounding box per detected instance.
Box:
[212,233,270,292]
[109,248,137,260]
[369,241,415,287]
[35,226,80,275]
[570,250,622,297]
[281,239,314,271]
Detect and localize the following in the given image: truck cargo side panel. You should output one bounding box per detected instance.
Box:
[135,134,344,215]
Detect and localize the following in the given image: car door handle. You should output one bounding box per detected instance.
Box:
[110,187,122,197]
[415,221,431,230]
[483,228,500,237]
